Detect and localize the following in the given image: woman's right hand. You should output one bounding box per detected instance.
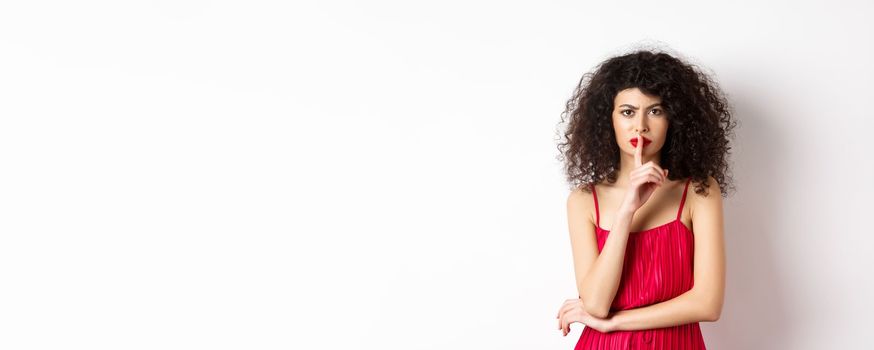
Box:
[620,132,669,214]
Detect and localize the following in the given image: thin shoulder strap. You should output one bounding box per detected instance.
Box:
[590,183,600,227]
[677,177,692,220]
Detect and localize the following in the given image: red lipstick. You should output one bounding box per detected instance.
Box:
[630,136,651,148]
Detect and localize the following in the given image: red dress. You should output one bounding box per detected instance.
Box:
[575,178,707,349]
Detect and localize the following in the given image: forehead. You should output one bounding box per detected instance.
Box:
[614,88,661,104]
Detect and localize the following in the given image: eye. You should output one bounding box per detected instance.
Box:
[620,110,633,117]
[650,108,663,116]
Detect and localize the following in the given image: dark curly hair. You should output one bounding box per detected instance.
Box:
[556,48,737,197]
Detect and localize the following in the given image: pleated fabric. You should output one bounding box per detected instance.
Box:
[575,178,706,350]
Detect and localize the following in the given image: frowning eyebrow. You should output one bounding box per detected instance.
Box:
[619,103,662,110]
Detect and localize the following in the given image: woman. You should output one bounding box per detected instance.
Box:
[555,49,736,349]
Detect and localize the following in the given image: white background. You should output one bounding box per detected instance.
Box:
[1,1,873,349]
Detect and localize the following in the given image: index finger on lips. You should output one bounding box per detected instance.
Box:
[634,132,643,168]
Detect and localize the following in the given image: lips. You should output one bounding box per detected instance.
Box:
[630,137,652,148]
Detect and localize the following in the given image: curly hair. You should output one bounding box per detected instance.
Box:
[556,48,737,197]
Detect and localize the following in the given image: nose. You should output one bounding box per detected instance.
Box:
[634,118,649,133]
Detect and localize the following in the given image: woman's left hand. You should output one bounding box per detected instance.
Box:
[556,297,615,335]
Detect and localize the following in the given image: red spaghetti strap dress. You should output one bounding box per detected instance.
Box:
[575,177,707,350]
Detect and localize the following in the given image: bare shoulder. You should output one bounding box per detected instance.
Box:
[566,185,594,212]
[567,185,596,226]
[689,175,723,216]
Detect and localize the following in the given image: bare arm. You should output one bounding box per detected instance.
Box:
[607,287,714,331]
[570,133,670,319]
[567,191,637,319]
[606,176,726,331]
